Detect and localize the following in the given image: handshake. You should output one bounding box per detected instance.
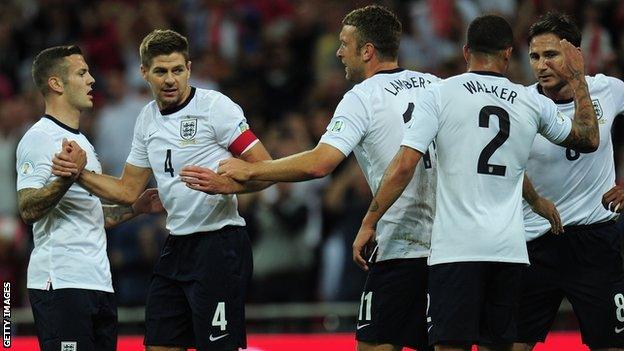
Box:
[52,138,87,181]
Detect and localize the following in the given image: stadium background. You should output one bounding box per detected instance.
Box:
[0,0,623,349]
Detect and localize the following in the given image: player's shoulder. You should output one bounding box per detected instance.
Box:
[17,119,56,151]
[192,87,241,113]
[586,73,624,92]
[20,118,56,140]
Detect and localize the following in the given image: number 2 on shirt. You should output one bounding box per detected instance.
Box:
[165,149,174,177]
[477,105,509,176]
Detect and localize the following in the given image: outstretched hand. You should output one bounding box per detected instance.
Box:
[217,158,253,182]
[180,165,241,194]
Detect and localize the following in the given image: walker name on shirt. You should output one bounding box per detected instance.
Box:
[384,76,432,96]
[462,80,517,104]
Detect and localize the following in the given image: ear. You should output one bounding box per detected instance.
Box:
[140,64,148,81]
[48,76,64,94]
[503,47,513,60]
[186,61,192,75]
[462,44,470,64]
[361,43,374,62]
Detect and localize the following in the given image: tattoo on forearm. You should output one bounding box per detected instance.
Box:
[566,80,598,150]
[369,200,379,212]
[17,179,73,223]
[102,205,135,228]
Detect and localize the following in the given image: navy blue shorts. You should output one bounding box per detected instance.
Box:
[28,287,117,351]
[144,226,253,350]
[355,257,431,350]
[517,220,624,349]
[427,262,523,346]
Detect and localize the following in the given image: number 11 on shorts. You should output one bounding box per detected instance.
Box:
[359,292,372,321]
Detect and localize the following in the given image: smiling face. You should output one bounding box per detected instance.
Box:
[529,33,567,91]
[62,54,95,110]
[141,52,191,110]
[336,25,365,83]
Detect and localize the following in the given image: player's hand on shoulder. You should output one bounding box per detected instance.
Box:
[352,225,376,271]
[217,158,252,182]
[531,196,564,235]
[180,165,240,195]
[52,138,87,180]
[132,188,165,214]
[602,184,624,213]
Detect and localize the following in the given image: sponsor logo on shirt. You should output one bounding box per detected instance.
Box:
[180,118,198,140]
[19,161,34,175]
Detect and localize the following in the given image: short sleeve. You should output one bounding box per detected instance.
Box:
[126,107,150,168]
[401,86,440,153]
[536,94,573,144]
[319,91,369,157]
[16,130,56,190]
[211,94,258,156]
[607,76,624,115]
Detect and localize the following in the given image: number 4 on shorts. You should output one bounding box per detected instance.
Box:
[212,302,227,331]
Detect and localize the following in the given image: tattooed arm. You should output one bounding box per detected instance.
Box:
[17,178,74,224]
[548,39,599,152]
[102,204,136,229]
[352,146,422,270]
[102,188,164,229]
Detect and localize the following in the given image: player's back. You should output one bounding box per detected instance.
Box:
[323,68,439,260]
[410,71,570,265]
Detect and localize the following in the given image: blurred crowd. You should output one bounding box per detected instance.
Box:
[1,0,623,308]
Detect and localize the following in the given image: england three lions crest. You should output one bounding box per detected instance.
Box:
[592,99,605,124]
[180,118,198,140]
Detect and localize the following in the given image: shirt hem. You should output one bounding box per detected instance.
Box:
[27,282,114,292]
[428,256,529,265]
[376,251,429,261]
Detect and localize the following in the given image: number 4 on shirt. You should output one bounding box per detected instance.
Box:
[165,149,174,177]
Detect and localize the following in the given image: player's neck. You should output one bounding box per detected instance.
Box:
[44,99,81,130]
[467,55,507,76]
[540,83,574,102]
[366,61,399,79]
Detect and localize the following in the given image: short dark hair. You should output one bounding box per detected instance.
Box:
[527,12,581,47]
[467,15,513,55]
[140,29,190,68]
[342,5,402,61]
[31,45,83,95]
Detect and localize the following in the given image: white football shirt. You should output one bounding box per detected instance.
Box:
[16,115,113,292]
[127,87,258,235]
[319,68,439,261]
[402,71,572,265]
[523,74,624,240]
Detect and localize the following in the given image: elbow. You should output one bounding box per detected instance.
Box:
[18,207,37,225]
[306,163,334,179]
[394,161,415,182]
[118,190,138,206]
[578,138,599,153]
